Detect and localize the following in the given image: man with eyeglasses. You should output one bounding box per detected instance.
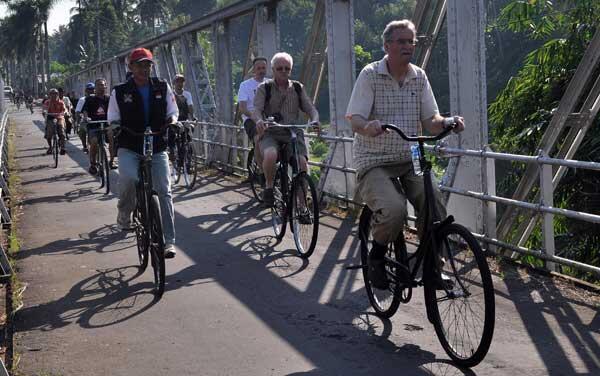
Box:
[346,20,465,289]
[252,52,320,207]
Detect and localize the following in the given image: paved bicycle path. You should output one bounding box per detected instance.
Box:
[10,107,600,375]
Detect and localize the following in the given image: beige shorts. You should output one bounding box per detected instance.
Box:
[259,128,308,162]
[355,161,447,244]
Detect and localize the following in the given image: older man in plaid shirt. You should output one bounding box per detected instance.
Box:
[346,20,465,289]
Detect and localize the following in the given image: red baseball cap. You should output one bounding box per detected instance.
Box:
[129,48,154,63]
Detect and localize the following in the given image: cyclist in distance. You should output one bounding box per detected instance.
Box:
[58,88,73,140]
[76,83,96,153]
[251,52,320,207]
[82,78,116,174]
[42,88,67,155]
[107,47,179,258]
[169,74,195,160]
[238,57,268,173]
[346,19,465,289]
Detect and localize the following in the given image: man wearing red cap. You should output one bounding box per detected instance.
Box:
[108,47,179,258]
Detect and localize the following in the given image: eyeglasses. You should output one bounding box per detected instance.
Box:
[389,38,417,46]
[275,66,291,72]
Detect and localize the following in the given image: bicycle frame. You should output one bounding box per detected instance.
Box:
[376,124,457,286]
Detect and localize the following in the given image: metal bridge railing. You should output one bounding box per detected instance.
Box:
[188,120,600,277]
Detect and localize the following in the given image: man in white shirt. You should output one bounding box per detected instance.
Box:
[172,74,195,121]
[238,57,268,167]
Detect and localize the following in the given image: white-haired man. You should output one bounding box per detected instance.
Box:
[252,52,320,207]
[347,20,465,289]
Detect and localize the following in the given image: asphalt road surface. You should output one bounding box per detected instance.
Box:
[10,108,600,375]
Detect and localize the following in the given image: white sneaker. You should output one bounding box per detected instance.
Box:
[117,211,133,231]
[164,243,176,259]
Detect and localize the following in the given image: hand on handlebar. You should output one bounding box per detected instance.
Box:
[309,120,321,136]
[443,115,465,133]
[365,120,387,137]
[256,119,267,136]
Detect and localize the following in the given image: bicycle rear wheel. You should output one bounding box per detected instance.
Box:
[53,135,59,168]
[425,223,495,367]
[149,194,166,297]
[359,207,407,318]
[271,165,288,240]
[247,148,264,203]
[290,172,319,258]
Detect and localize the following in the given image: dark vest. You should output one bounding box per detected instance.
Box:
[114,77,168,154]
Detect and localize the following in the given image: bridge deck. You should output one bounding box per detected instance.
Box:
[10,109,600,375]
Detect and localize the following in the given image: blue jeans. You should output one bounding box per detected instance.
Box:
[117,148,175,245]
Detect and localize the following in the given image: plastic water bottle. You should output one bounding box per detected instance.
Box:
[411,144,422,175]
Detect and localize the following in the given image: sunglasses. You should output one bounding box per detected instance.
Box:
[275,66,291,72]
[389,38,417,46]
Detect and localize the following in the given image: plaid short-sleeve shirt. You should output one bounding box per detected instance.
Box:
[347,57,439,178]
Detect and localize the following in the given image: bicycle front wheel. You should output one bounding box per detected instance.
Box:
[290,172,319,258]
[53,135,59,168]
[101,145,110,194]
[425,223,495,367]
[271,166,288,240]
[149,194,166,297]
[247,148,263,203]
[359,207,407,318]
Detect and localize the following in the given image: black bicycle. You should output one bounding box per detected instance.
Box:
[170,121,198,189]
[46,112,63,168]
[86,120,111,194]
[355,123,495,367]
[116,125,166,297]
[266,120,320,258]
[247,145,264,203]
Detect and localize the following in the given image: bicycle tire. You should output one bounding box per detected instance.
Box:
[359,207,406,318]
[101,145,110,194]
[247,148,264,203]
[424,223,495,367]
[271,165,288,240]
[97,144,105,189]
[186,144,198,189]
[173,143,182,185]
[53,135,59,168]
[149,194,166,297]
[134,185,149,272]
[290,172,319,258]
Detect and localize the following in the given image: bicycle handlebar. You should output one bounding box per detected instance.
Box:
[263,120,318,129]
[112,124,169,137]
[382,122,455,143]
[46,112,64,116]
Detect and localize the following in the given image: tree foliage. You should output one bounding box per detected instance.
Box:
[488,0,600,281]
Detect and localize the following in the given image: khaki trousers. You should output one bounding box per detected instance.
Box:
[356,161,447,245]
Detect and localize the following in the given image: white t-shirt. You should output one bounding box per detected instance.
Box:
[75,96,88,113]
[237,77,265,121]
[174,90,193,106]
[62,96,72,111]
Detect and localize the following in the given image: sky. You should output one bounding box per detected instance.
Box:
[0,0,77,34]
